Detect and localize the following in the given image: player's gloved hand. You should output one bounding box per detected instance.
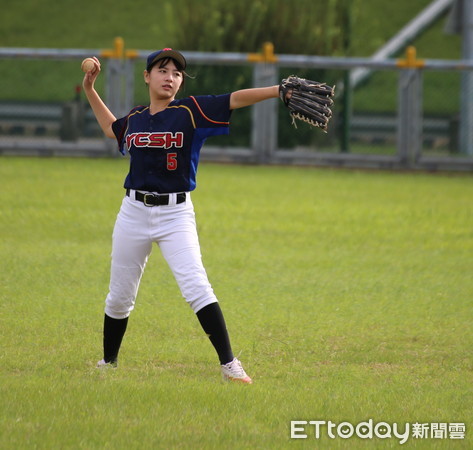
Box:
[279,75,335,132]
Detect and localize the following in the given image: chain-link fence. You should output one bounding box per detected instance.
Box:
[0,42,472,171]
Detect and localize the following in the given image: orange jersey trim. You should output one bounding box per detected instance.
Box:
[167,105,197,129]
[190,96,230,125]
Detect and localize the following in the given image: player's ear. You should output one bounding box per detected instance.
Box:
[143,70,150,86]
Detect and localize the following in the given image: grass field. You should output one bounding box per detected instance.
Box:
[0,157,472,449]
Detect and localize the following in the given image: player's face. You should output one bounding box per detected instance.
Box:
[145,60,183,101]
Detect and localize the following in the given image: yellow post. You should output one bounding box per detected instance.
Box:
[248,42,278,63]
[100,37,138,60]
[396,46,425,69]
[101,37,124,59]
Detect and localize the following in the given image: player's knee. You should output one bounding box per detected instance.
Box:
[106,264,142,318]
[105,292,136,319]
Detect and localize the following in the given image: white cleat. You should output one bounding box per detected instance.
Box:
[96,359,117,368]
[221,358,252,384]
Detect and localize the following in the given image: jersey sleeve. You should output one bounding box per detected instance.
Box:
[189,94,232,136]
[112,106,147,155]
[112,116,128,155]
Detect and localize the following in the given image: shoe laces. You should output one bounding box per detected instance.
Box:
[223,358,246,376]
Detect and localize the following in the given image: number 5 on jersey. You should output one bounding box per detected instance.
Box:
[167,152,178,170]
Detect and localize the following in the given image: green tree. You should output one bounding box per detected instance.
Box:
[162,0,352,148]
[165,0,351,55]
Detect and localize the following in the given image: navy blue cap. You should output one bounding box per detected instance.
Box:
[146,48,187,71]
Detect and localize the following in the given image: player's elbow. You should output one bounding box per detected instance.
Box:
[104,128,115,139]
[99,122,115,139]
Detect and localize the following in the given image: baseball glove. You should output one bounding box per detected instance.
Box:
[279,75,335,132]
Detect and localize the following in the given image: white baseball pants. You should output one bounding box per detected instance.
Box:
[104,191,218,319]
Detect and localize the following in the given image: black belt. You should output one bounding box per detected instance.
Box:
[126,189,186,206]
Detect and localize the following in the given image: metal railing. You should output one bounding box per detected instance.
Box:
[1,38,472,171]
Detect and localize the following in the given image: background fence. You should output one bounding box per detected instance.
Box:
[1,39,473,171]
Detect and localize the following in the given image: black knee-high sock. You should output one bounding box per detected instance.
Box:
[196,303,234,365]
[103,314,129,363]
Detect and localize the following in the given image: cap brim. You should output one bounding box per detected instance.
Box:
[148,50,186,71]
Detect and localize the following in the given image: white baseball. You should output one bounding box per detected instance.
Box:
[81,58,95,72]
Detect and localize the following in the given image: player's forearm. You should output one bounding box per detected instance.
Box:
[230,86,279,110]
[83,87,116,138]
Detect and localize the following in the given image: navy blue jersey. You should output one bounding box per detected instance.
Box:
[112,94,232,193]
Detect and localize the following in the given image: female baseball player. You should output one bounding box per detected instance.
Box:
[82,48,280,384]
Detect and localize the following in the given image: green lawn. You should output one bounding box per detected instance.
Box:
[0,157,471,449]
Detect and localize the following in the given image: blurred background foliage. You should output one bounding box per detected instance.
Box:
[164,0,346,55]
[0,0,462,149]
[0,0,458,57]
